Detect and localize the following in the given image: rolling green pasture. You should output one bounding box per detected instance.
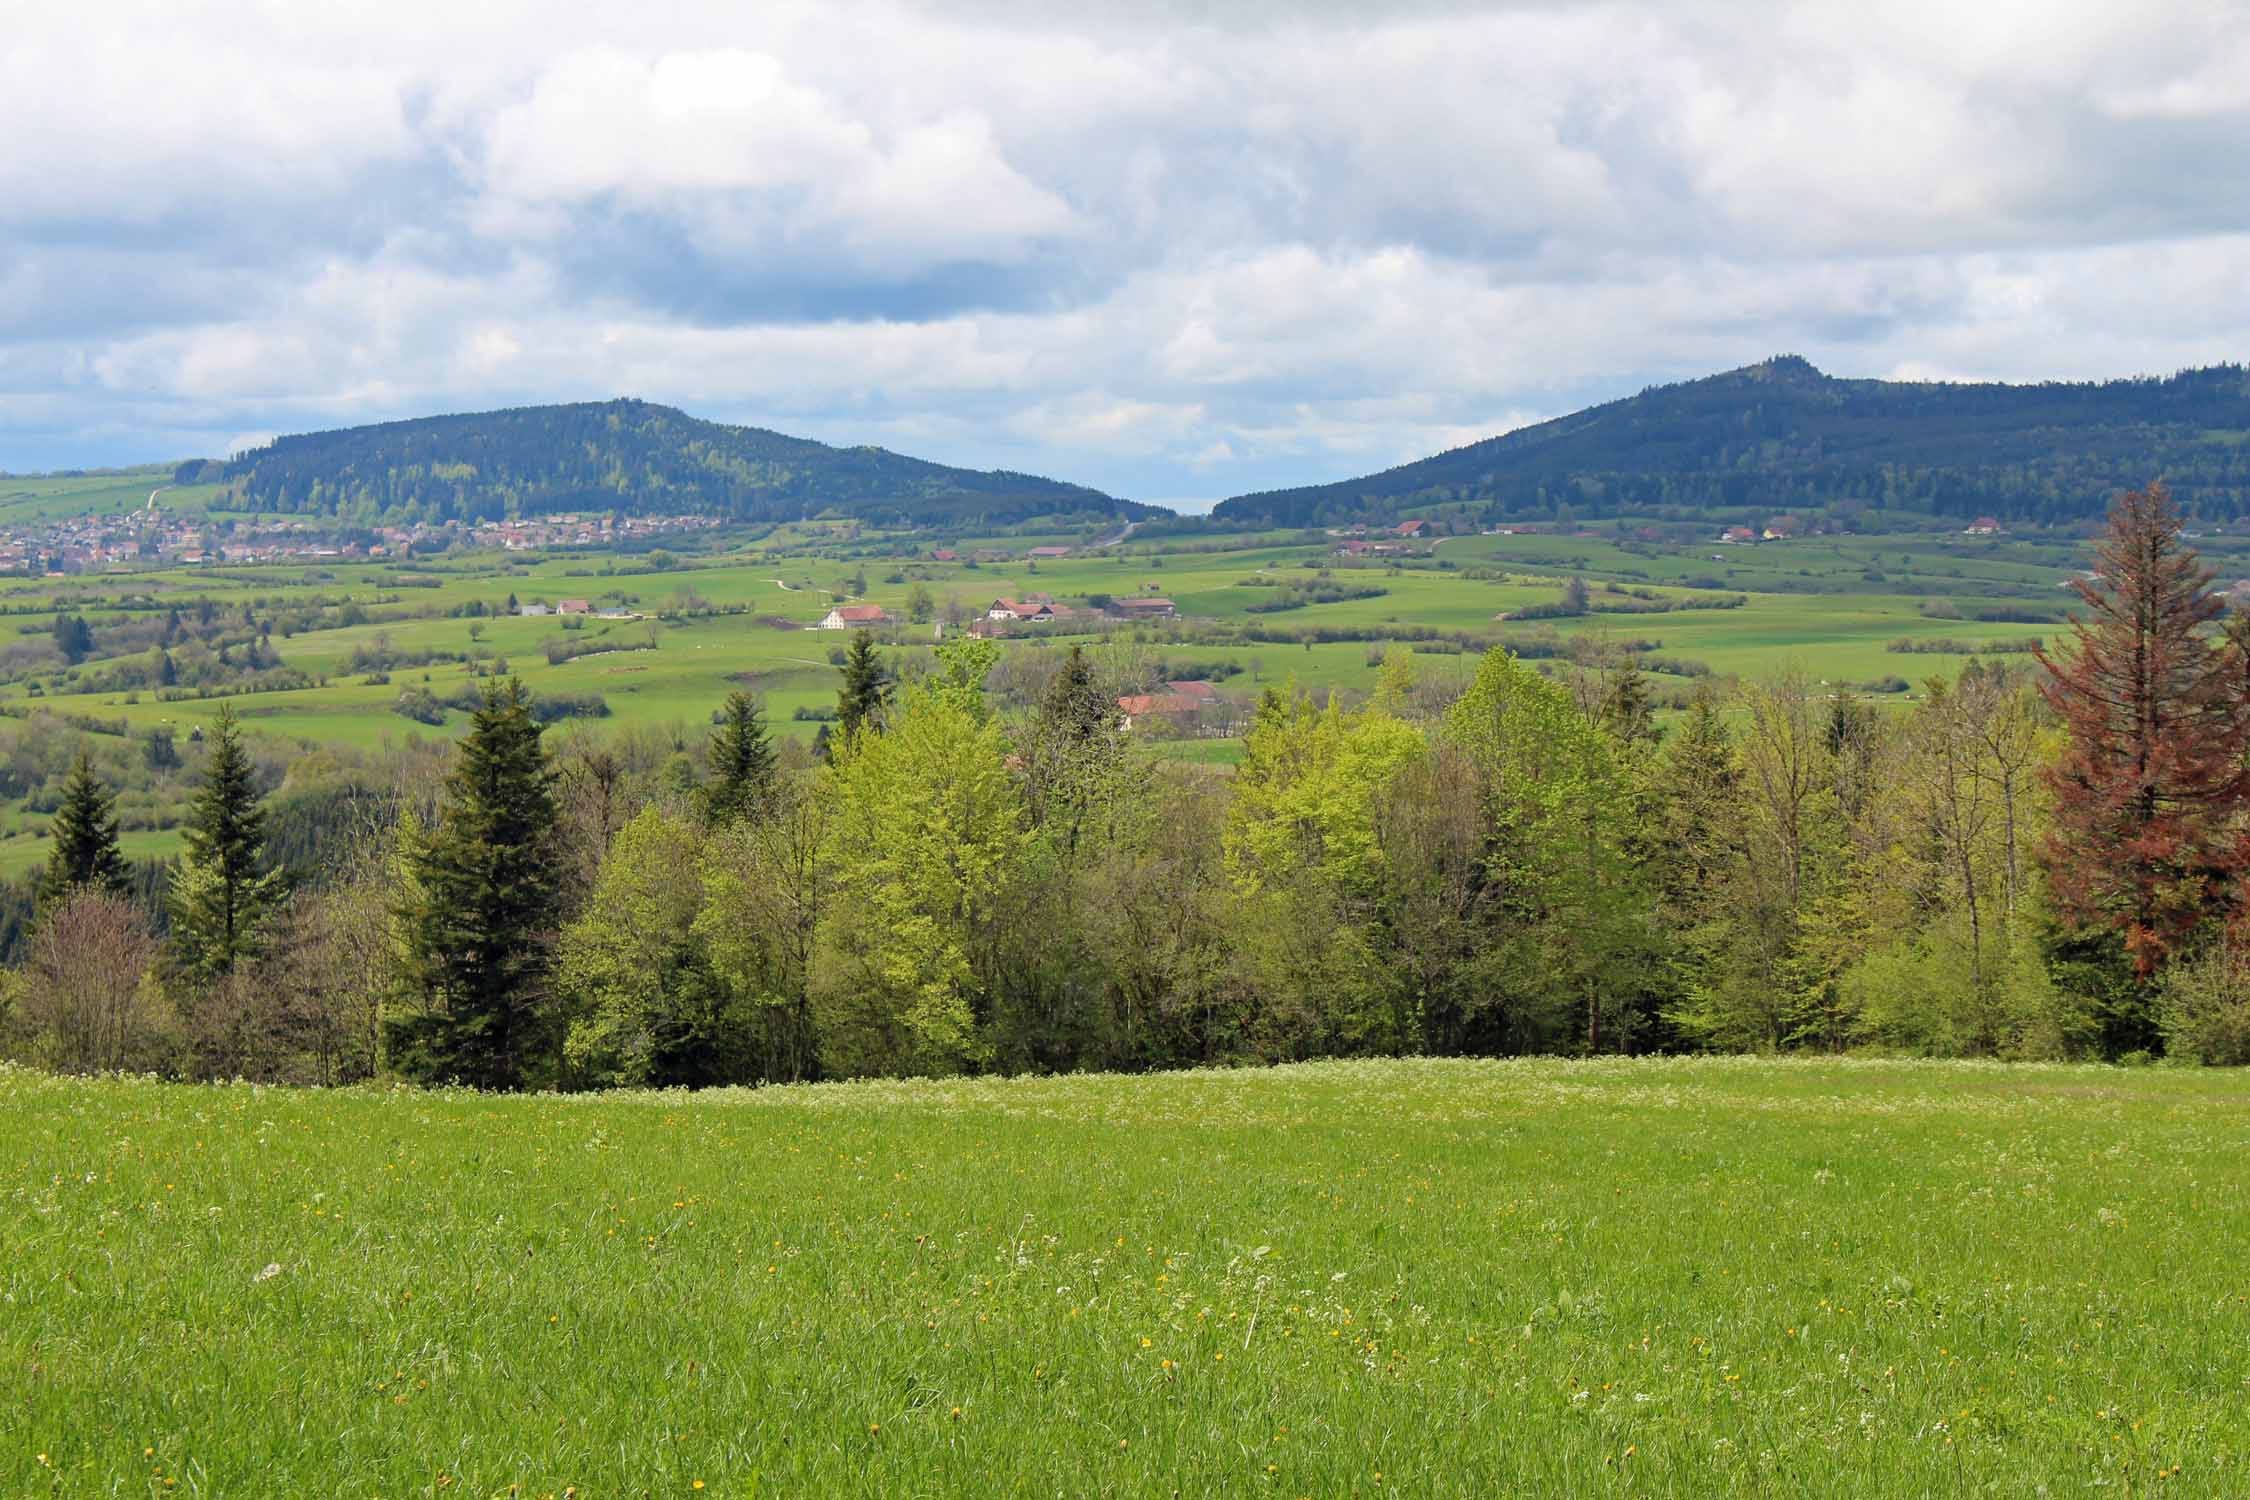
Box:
[0,466,225,527]
[4,1057,2245,1495]
[0,523,2088,853]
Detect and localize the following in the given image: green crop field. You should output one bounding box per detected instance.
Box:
[5,1056,2245,1495]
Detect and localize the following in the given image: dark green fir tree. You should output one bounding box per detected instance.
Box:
[170,704,286,984]
[835,630,892,741]
[40,751,131,904]
[389,678,563,1090]
[702,690,777,825]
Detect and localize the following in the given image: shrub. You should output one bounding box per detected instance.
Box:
[392,687,446,725]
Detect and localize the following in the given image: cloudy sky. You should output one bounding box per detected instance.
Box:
[6,0,2249,505]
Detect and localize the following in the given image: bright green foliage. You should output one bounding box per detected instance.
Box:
[388,679,563,1090]
[926,636,999,720]
[695,783,825,1083]
[835,630,892,741]
[39,751,131,905]
[169,705,286,984]
[1442,649,1653,1050]
[700,690,776,826]
[1662,671,1841,1049]
[1020,644,1130,854]
[1220,689,1427,1056]
[560,806,743,1087]
[1225,688,1424,897]
[814,678,1026,1075]
[1369,646,1417,717]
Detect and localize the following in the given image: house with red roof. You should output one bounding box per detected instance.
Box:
[1116,693,1202,729]
[817,603,891,630]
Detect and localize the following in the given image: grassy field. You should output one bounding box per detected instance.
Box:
[5,1056,2246,1495]
[0,466,226,527]
[0,528,2077,751]
[0,515,2114,854]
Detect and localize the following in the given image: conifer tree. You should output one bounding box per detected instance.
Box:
[702,690,777,826]
[170,704,285,983]
[2038,481,2250,974]
[1023,644,1126,852]
[389,678,562,1089]
[835,630,891,741]
[51,613,93,665]
[40,751,131,904]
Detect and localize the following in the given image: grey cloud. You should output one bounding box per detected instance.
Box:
[4,0,2250,496]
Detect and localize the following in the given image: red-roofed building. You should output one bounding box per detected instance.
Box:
[817,603,891,630]
[1117,693,1201,729]
[1964,517,2005,536]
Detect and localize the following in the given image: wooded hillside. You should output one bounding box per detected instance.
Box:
[1215,357,2250,527]
[218,399,1156,528]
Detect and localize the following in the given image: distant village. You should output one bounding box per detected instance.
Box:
[0,507,720,575]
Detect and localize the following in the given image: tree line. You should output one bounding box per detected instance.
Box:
[7,483,2250,1087]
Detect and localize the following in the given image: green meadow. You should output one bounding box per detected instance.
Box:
[0,467,226,527]
[0,524,2080,758]
[4,1056,2245,1496]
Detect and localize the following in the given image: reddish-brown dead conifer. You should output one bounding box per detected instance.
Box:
[2038,481,2250,973]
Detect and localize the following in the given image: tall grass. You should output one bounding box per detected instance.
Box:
[5,1056,2246,1494]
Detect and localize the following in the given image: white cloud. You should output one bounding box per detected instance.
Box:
[5,0,2249,494]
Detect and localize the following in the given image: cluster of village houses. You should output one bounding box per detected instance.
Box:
[475,512,720,551]
[6,507,726,575]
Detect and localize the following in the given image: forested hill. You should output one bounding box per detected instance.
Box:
[1213,358,2250,527]
[213,400,1157,528]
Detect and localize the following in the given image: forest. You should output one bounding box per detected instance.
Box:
[1216,357,2250,529]
[7,483,2249,1088]
[218,399,1149,529]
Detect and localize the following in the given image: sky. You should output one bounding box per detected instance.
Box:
[5,1,2249,508]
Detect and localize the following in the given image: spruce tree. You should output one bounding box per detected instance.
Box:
[170,704,286,984]
[52,613,93,665]
[2039,481,2250,974]
[40,751,131,904]
[835,630,892,740]
[702,690,777,826]
[389,678,563,1090]
[1023,644,1126,854]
